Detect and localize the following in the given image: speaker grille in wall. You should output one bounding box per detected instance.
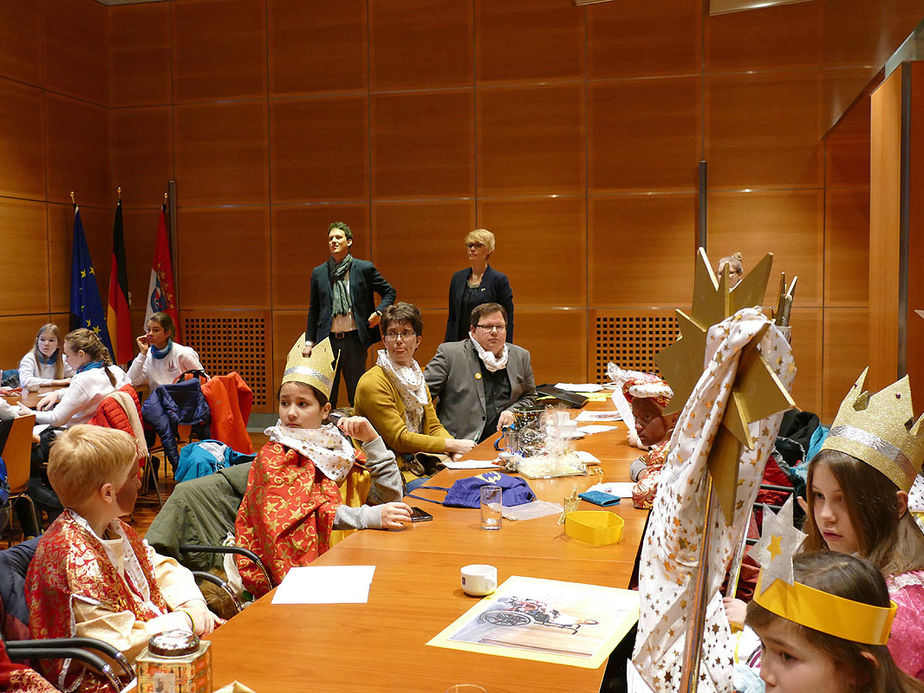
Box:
[182,311,271,409]
[591,309,679,383]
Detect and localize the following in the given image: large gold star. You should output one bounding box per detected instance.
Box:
[655,248,795,523]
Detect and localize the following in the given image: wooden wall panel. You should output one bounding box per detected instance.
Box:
[109,3,172,106]
[589,194,697,307]
[821,67,878,134]
[121,208,159,320]
[0,316,47,373]
[868,67,902,390]
[821,0,883,67]
[475,0,584,83]
[478,84,585,196]
[824,188,869,306]
[44,0,108,105]
[789,307,823,417]
[477,197,586,307]
[415,308,450,370]
[706,71,823,189]
[270,96,368,203]
[372,200,476,309]
[174,101,268,206]
[45,94,110,207]
[47,204,113,315]
[0,199,48,314]
[0,2,42,86]
[589,77,700,193]
[823,307,869,422]
[825,98,870,189]
[271,205,372,309]
[371,91,475,199]
[268,0,368,95]
[0,80,45,200]
[708,190,824,306]
[906,61,924,412]
[172,0,267,101]
[176,207,271,309]
[587,0,700,79]
[706,1,820,71]
[370,0,474,91]
[516,310,588,384]
[111,107,173,210]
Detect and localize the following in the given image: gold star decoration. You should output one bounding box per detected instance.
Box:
[559,487,580,525]
[655,248,796,523]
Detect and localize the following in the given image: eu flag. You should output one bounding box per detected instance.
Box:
[70,207,114,354]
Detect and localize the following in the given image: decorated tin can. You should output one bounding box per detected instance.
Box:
[136,630,212,693]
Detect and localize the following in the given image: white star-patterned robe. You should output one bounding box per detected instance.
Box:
[631,308,796,692]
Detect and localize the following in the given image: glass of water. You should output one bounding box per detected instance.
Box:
[480,485,502,530]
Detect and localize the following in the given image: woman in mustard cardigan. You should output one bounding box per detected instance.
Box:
[353,303,475,478]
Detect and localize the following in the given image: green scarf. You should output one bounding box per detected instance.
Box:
[329,254,353,317]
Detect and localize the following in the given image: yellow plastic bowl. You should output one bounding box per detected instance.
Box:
[565,511,624,546]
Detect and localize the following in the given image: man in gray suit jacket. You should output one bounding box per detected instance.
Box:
[424,303,536,443]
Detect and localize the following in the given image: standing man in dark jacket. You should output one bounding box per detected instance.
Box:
[303,222,396,407]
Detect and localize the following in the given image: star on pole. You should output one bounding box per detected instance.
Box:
[655,248,796,523]
[751,497,806,592]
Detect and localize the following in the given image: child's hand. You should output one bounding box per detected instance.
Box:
[379,502,412,529]
[35,392,57,411]
[136,334,150,355]
[723,597,747,630]
[338,416,379,443]
[180,599,225,636]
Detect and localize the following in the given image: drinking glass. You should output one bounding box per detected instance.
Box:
[480,485,502,530]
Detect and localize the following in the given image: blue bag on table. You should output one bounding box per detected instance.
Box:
[408,470,536,508]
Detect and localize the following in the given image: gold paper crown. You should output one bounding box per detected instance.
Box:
[754,572,897,646]
[820,368,924,492]
[282,334,337,399]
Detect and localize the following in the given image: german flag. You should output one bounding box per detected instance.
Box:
[107,198,132,364]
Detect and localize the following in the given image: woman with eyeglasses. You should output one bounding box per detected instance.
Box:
[355,303,476,481]
[445,229,515,343]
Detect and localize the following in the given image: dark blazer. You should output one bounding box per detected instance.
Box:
[424,339,536,442]
[306,258,396,350]
[445,265,514,342]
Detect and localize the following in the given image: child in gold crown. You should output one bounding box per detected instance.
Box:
[799,370,924,680]
[746,551,923,693]
[234,336,412,597]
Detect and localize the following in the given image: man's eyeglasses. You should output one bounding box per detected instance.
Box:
[475,324,506,334]
[466,242,485,249]
[384,330,417,342]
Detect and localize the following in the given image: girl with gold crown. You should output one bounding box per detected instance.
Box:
[746,551,923,693]
[799,370,924,680]
[234,335,412,597]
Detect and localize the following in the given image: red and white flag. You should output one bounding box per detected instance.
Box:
[144,206,181,341]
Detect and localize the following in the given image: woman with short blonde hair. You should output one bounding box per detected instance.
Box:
[445,229,515,343]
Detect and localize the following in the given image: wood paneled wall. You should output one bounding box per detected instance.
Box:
[2,0,923,419]
[0,0,111,377]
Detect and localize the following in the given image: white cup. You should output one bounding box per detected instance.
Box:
[461,564,497,596]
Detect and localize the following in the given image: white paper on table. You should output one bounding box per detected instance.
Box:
[575,410,622,422]
[443,459,499,470]
[577,424,618,435]
[501,500,562,521]
[586,482,636,498]
[272,565,376,604]
[555,383,604,393]
[573,450,601,465]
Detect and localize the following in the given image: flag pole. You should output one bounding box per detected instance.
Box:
[117,186,122,203]
[70,191,77,209]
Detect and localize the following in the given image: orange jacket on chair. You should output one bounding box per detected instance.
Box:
[201,372,254,454]
[89,384,147,472]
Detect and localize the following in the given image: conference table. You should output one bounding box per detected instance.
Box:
[206,401,649,692]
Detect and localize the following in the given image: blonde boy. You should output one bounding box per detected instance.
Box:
[26,426,220,692]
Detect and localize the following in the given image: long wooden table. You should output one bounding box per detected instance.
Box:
[206,411,647,692]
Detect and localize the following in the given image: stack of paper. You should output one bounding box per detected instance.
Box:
[272,565,376,604]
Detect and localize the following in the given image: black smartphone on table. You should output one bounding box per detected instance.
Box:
[410,506,434,522]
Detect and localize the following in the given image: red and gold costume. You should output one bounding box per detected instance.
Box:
[25,512,196,693]
[0,638,57,693]
[631,439,671,509]
[235,440,371,597]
